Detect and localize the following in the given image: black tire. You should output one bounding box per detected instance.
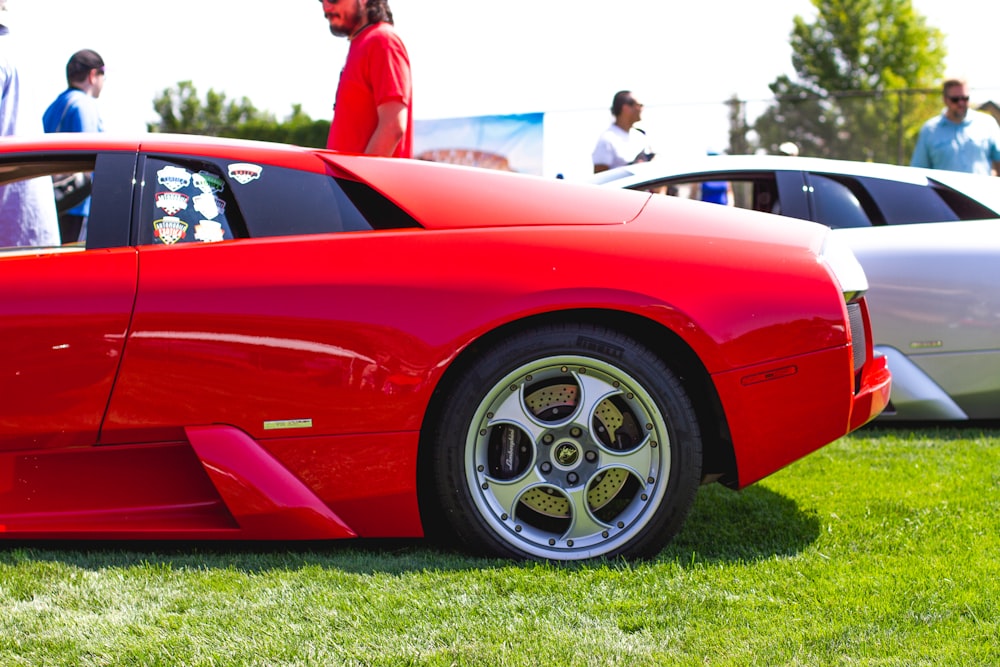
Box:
[427,323,702,561]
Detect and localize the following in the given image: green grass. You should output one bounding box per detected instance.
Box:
[2,426,998,665]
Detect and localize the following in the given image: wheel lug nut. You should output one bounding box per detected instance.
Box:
[585,451,597,462]
[540,462,552,473]
[567,472,578,484]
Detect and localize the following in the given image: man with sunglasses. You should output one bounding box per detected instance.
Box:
[42,48,107,243]
[592,90,656,174]
[911,78,1000,176]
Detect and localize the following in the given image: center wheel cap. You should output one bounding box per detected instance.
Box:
[555,442,580,466]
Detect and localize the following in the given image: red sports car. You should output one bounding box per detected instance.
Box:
[0,135,890,561]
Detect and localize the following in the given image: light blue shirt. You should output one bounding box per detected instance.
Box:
[910,109,1000,175]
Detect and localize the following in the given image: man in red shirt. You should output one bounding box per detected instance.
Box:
[321,0,412,158]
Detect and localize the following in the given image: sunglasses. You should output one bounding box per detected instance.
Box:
[624,99,643,107]
[947,95,970,103]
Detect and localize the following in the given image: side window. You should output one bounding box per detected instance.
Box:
[636,175,780,215]
[0,156,95,249]
[139,158,241,246]
[748,179,779,214]
[139,154,420,243]
[860,176,962,225]
[807,173,874,228]
[224,163,376,237]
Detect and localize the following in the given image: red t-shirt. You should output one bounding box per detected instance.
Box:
[327,22,413,158]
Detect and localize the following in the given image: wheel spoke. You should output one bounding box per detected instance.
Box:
[600,438,655,479]
[486,473,544,516]
[563,485,612,540]
[572,372,621,429]
[488,387,550,444]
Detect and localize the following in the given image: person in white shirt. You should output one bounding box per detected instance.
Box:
[0,0,60,248]
[592,90,655,173]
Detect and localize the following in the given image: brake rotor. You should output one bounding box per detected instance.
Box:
[520,467,631,518]
[524,382,578,420]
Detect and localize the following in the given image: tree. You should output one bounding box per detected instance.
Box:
[751,0,946,163]
[149,81,330,148]
[228,104,331,149]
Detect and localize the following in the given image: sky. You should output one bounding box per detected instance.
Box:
[7,0,999,179]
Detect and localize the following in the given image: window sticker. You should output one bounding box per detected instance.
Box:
[228,162,262,185]
[194,220,225,243]
[153,216,189,245]
[155,191,189,216]
[193,170,226,193]
[157,165,191,192]
[192,192,226,220]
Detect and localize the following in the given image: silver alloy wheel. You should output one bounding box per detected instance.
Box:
[464,355,671,560]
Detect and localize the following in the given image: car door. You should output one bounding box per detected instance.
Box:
[100,151,423,445]
[0,150,139,450]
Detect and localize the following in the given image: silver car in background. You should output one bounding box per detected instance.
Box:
[592,155,1000,421]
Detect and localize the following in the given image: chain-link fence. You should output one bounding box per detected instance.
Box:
[731,87,1000,165]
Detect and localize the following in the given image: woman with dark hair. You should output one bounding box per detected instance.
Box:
[320,0,412,158]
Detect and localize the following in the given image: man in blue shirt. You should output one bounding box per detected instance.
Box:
[911,78,1000,176]
[42,48,106,243]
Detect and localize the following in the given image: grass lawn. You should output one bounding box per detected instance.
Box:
[1,426,998,665]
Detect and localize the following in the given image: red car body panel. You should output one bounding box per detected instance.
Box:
[0,247,137,450]
[0,135,890,542]
[324,153,651,228]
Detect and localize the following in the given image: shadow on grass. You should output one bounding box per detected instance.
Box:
[0,484,817,574]
[658,483,819,564]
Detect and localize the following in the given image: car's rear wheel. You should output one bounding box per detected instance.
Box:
[427,324,702,561]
